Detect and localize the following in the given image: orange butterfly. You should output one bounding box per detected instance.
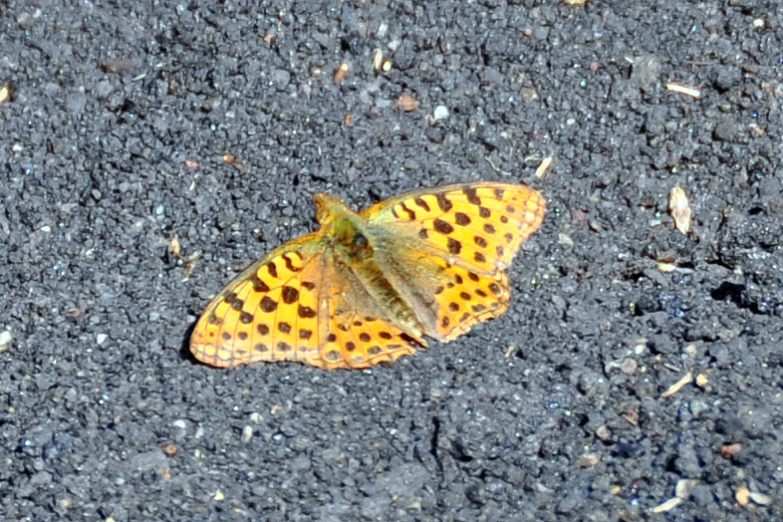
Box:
[190,182,545,369]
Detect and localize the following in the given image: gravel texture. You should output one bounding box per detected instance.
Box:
[1,1,782,521]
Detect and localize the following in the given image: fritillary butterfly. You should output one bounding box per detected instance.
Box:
[190,182,545,369]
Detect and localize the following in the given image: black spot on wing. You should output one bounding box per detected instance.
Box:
[436,193,453,212]
[298,305,317,318]
[462,186,482,205]
[282,254,302,272]
[414,197,430,211]
[250,273,270,292]
[266,261,278,278]
[454,212,471,226]
[281,286,299,304]
[433,219,454,235]
[399,202,416,220]
[260,296,278,313]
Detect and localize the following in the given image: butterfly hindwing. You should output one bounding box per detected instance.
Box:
[367,235,513,342]
[316,260,420,369]
[359,182,543,340]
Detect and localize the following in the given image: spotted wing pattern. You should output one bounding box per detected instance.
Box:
[189,235,326,368]
[190,237,420,370]
[361,182,545,340]
[316,262,420,369]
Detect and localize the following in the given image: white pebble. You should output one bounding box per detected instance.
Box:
[0,330,11,352]
[429,105,449,125]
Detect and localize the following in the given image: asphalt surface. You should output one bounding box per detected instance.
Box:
[1,1,782,521]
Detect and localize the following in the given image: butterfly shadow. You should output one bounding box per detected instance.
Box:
[179,319,201,365]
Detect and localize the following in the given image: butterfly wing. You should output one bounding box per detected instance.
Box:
[360,182,545,341]
[362,182,545,274]
[314,259,420,369]
[190,233,421,369]
[190,234,328,368]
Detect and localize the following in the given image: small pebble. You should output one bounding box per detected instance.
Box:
[579,453,599,467]
[714,120,738,142]
[271,69,291,88]
[0,330,12,353]
[429,105,449,125]
[620,358,638,375]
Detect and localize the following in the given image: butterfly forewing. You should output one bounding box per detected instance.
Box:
[190,235,326,368]
[362,182,545,274]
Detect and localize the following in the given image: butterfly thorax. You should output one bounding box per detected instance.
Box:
[315,193,374,263]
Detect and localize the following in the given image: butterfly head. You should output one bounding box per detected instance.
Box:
[313,192,351,226]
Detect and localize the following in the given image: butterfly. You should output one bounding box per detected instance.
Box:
[190,182,545,369]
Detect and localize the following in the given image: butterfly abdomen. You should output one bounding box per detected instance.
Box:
[348,257,427,340]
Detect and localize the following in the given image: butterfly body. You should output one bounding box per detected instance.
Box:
[314,193,430,345]
[191,182,545,369]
